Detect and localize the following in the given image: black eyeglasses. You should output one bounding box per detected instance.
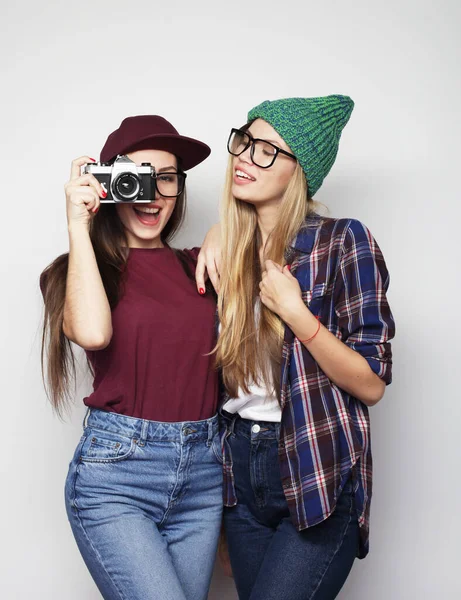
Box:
[153,171,187,198]
[227,128,297,168]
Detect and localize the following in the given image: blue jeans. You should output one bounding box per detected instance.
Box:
[222,413,359,600]
[65,409,223,600]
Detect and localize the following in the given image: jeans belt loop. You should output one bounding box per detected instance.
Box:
[139,420,149,446]
[207,419,214,446]
[227,413,238,437]
[83,408,91,429]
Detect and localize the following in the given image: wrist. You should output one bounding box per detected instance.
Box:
[68,222,90,236]
[280,296,309,326]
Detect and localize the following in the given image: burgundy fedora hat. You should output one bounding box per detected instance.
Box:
[100,115,211,170]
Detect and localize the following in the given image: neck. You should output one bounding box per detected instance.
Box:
[125,231,164,249]
[255,202,279,249]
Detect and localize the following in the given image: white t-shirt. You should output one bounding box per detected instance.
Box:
[222,299,282,422]
[222,380,282,422]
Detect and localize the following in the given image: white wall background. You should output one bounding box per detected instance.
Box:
[1,0,460,598]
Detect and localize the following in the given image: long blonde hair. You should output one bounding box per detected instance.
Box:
[216,156,317,400]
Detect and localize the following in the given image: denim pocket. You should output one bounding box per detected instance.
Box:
[79,428,137,463]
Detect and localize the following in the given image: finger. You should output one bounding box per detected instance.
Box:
[207,259,220,294]
[71,173,106,198]
[260,293,275,313]
[259,291,269,307]
[74,192,98,212]
[70,156,96,180]
[91,194,101,213]
[283,264,295,278]
[195,252,209,295]
[215,252,222,275]
[73,186,100,210]
[265,260,283,272]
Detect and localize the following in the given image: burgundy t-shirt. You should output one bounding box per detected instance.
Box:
[84,247,218,422]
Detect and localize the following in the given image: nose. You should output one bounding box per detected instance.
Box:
[238,143,253,165]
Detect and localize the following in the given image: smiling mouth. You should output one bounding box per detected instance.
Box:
[134,206,160,215]
[235,169,256,181]
[133,205,162,225]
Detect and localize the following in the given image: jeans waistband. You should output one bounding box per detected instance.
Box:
[219,408,281,441]
[84,408,218,444]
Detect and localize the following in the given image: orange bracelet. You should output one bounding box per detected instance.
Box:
[299,316,321,344]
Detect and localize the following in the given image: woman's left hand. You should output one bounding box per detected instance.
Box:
[195,223,222,294]
[259,260,305,321]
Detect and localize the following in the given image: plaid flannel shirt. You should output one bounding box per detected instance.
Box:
[221,214,395,559]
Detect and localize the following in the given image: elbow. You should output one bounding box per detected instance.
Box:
[83,332,112,351]
[359,377,386,407]
[63,320,112,351]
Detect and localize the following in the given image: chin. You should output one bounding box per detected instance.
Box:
[232,186,253,203]
[127,223,163,243]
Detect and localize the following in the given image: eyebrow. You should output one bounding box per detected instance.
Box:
[256,136,284,146]
[157,165,178,173]
[247,131,285,146]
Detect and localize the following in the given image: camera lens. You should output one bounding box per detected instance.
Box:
[113,172,141,201]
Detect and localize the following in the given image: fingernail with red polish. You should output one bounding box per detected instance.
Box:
[101,190,107,198]
[89,157,96,162]
[287,264,291,271]
[199,288,205,295]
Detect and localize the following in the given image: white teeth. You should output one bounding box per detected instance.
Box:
[136,207,160,214]
[236,169,254,181]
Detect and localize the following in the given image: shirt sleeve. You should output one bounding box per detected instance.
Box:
[183,247,201,263]
[334,220,395,384]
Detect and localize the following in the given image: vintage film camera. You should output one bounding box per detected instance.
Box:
[84,155,154,203]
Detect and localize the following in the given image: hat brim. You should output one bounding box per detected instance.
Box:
[101,133,211,171]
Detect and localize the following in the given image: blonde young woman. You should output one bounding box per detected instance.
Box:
[40,115,223,600]
[196,96,395,599]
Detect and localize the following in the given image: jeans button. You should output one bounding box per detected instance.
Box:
[251,424,260,434]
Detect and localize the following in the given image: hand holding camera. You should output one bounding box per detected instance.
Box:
[66,154,186,231]
[65,156,107,230]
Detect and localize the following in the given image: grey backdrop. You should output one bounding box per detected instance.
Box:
[2,0,460,598]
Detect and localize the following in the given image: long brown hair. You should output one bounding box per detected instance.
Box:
[215,152,317,402]
[41,174,189,416]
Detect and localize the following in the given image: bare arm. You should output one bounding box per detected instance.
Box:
[63,157,112,350]
[282,298,385,406]
[260,261,386,407]
[195,223,221,294]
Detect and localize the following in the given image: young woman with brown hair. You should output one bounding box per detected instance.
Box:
[40,115,223,600]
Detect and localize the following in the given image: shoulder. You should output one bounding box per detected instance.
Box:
[182,247,201,264]
[325,219,389,283]
[312,217,379,255]
[314,216,370,239]
[294,214,374,252]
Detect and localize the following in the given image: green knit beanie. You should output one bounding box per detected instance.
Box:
[247,95,354,196]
